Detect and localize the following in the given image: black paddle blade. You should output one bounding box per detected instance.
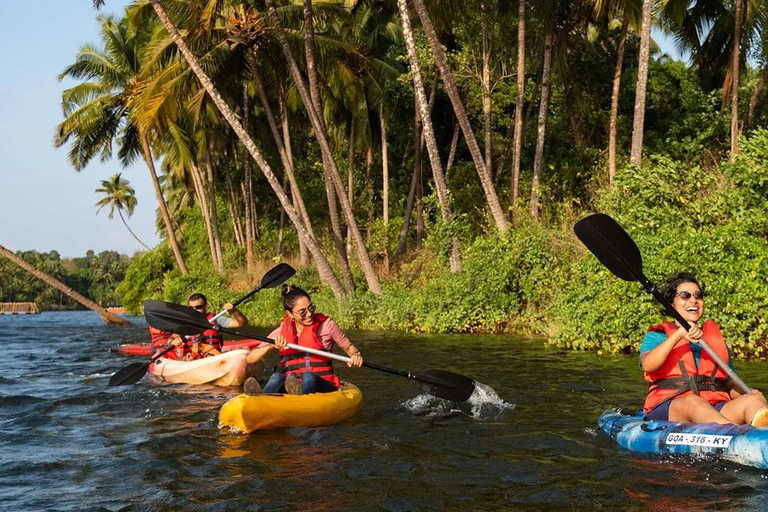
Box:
[573,213,642,282]
[415,369,476,402]
[260,263,296,289]
[109,362,150,386]
[143,299,210,335]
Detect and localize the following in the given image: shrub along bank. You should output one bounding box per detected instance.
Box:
[118,130,768,358]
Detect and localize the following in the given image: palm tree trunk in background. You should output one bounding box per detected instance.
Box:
[608,18,628,184]
[510,0,526,221]
[398,0,460,270]
[190,161,218,265]
[366,146,374,243]
[277,172,287,257]
[280,100,308,265]
[746,64,768,129]
[242,84,255,272]
[0,243,129,325]
[346,116,355,254]
[495,116,513,184]
[630,0,653,165]
[204,142,224,272]
[530,31,553,219]
[223,161,245,247]
[730,0,743,161]
[411,0,508,234]
[446,121,460,178]
[266,0,380,295]
[380,104,390,270]
[144,0,345,297]
[481,3,493,173]
[139,135,188,274]
[117,209,151,250]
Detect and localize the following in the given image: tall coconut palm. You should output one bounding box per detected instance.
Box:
[95,173,151,250]
[57,14,188,274]
[510,0,526,217]
[95,0,347,297]
[629,0,653,165]
[0,243,129,325]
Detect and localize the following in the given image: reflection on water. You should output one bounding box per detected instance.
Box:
[1,311,768,511]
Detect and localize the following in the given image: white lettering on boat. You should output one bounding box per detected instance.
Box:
[665,433,732,448]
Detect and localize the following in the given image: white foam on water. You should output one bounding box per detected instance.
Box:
[402,381,514,420]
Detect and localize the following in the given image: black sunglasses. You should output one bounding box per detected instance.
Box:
[293,303,316,317]
[675,291,704,300]
[191,304,207,311]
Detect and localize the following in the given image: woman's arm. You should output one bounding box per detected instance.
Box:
[640,324,701,372]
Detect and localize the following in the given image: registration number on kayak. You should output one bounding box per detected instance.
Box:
[665,433,732,448]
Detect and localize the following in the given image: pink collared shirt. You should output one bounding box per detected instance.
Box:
[263,317,351,351]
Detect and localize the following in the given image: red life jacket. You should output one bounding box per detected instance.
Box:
[149,326,171,346]
[278,313,340,387]
[184,312,224,353]
[643,320,731,414]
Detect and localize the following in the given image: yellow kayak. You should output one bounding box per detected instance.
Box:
[218,382,363,433]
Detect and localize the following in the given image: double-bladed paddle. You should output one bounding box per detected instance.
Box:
[108,263,296,387]
[573,212,751,394]
[143,300,477,402]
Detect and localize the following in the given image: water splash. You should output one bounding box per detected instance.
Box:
[402,381,514,420]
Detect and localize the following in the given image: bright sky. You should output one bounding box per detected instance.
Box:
[0,2,686,259]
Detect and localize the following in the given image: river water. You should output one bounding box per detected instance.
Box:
[2,311,768,511]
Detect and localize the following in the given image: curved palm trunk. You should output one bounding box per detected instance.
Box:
[189,162,218,267]
[410,0,508,234]
[630,0,653,166]
[145,0,345,298]
[730,0,743,160]
[398,0,460,271]
[0,243,129,325]
[608,18,628,184]
[510,0,525,220]
[117,209,151,250]
[265,0,381,295]
[746,64,768,129]
[530,31,553,219]
[140,135,187,274]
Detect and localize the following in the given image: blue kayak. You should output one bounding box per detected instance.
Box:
[598,408,768,469]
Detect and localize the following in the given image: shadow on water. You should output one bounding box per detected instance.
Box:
[2,312,768,510]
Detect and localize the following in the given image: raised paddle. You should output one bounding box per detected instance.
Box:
[108,263,296,387]
[143,300,477,402]
[573,213,752,394]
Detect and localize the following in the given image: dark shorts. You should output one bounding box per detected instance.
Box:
[644,399,728,422]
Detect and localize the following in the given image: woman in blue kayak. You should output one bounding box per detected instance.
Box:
[641,272,768,426]
[244,284,363,395]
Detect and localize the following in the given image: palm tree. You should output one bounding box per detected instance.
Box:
[629,0,652,165]
[95,173,151,250]
[56,14,188,274]
[0,243,129,325]
[510,0,526,217]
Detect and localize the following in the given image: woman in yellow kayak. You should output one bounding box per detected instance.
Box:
[641,272,768,426]
[244,285,363,395]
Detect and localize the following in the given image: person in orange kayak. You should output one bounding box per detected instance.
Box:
[243,284,363,395]
[641,272,768,426]
[158,293,249,361]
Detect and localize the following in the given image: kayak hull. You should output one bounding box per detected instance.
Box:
[599,408,768,469]
[219,382,363,433]
[148,349,248,387]
[111,339,264,357]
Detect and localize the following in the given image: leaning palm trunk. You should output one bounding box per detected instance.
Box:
[117,209,151,250]
[0,243,129,325]
[530,31,553,219]
[265,0,381,295]
[190,162,219,268]
[280,100,308,265]
[730,0,743,160]
[204,143,224,272]
[398,0,460,271]
[510,0,525,220]
[410,0,508,234]
[144,0,345,297]
[746,64,768,129]
[608,18,628,184]
[223,162,245,247]
[630,0,653,165]
[140,135,188,274]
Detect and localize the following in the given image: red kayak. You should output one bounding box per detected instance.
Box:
[111,339,265,357]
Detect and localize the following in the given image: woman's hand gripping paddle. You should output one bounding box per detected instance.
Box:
[108,263,296,387]
[573,213,751,394]
[142,300,477,402]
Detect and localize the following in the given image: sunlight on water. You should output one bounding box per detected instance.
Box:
[402,381,515,420]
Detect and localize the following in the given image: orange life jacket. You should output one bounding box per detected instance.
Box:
[149,326,171,346]
[278,312,340,387]
[184,312,224,353]
[643,320,731,414]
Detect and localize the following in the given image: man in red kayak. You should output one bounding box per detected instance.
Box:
[154,293,249,361]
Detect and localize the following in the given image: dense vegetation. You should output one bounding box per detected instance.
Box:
[46,0,768,356]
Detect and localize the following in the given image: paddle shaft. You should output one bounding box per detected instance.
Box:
[210,263,295,323]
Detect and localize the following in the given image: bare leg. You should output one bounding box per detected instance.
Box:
[719,393,768,425]
[668,394,732,424]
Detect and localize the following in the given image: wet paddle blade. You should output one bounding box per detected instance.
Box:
[143,300,210,335]
[573,213,642,282]
[259,263,296,290]
[109,362,150,386]
[415,369,476,402]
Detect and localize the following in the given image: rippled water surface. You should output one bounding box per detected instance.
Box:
[3,311,768,511]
